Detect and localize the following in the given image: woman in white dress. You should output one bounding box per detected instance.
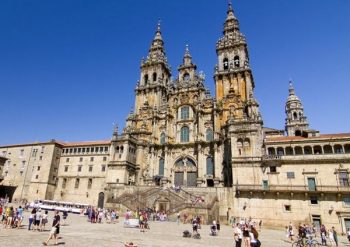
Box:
[328,229,335,246]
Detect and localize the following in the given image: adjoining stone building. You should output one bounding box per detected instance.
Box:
[1,3,350,233]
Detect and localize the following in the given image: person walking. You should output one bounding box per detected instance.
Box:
[332,227,338,247]
[43,211,60,246]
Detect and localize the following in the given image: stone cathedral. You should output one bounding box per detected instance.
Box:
[1,4,350,232]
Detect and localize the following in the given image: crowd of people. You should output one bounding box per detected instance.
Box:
[286,222,342,246]
[86,207,119,224]
[233,218,261,247]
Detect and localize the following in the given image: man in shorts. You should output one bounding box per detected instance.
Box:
[43,211,60,246]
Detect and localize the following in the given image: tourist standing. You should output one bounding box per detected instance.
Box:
[43,211,60,246]
[41,210,48,231]
[17,206,23,228]
[242,225,250,247]
[233,223,242,247]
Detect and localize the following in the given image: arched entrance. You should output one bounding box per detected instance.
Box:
[98,192,105,209]
[154,197,170,212]
[174,157,197,187]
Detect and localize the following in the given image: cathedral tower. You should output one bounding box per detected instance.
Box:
[214,3,258,126]
[134,21,171,114]
[214,3,263,186]
[285,80,309,136]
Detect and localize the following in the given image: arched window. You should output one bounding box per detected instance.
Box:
[180,126,189,142]
[267,147,275,155]
[244,138,250,147]
[153,72,157,82]
[206,129,214,141]
[160,132,166,145]
[293,112,298,120]
[180,106,190,120]
[183,73,190,81]
[234,55,240,68]
[237,139,243,148]
[159,158,164,176]
[144,74,149,85]
[277,147,284,155]
[206,157,214,176]
[223,58,229,70]
[295,130,302,136]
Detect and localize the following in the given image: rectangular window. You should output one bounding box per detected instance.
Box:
[99,147,103,153]
[73,148,77,153]
[35,175,39,179]
[89,165,93,172]
[103,157,107,161]
[21,161,26,168]
[90,147,95,153]
[62,178,67,189]
[90,157,94,162]
[262,180,269,190]
[32,149,38,157]
[284,205,291,211]
[339,172,349,187]
[344,196,350,206]
[66,158,70,162]
[101,165,106,172]
[37,166,41,171]
[79,157,83,162]
[20,149,24,157]
[78,165,82,172]
[86,148,90,153]
[64,166,68,172]
[82,148,85,153]
[20,171,23,176]
[270,166,277,173]
[287,172,295,179]
[75,178,80,189]
[88,178,92,189]
[41,146,45,153]
[308,177,316,191]
[310,196,318,205]
[39,156,42,161]
[78,148,81,153]
[104,146,108,152]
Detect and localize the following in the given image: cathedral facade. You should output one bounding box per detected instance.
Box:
[1,4,350,233]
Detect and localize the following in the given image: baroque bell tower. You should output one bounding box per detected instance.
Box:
[214,3,263,186]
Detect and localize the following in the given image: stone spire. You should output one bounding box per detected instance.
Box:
[183,44,192,66]
[223,2,240,35]
[285,80,309,136]
[144,20,169,67]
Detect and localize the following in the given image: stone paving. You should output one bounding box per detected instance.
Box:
[1,211,350,247]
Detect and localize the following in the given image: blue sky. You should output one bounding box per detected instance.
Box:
[0,0,349,145]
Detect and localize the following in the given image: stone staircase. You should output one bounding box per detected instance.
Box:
[108,186,219,217]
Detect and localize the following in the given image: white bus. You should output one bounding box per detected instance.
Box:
[29,199,90,214]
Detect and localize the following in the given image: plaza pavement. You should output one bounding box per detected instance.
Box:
[1,211,350,247]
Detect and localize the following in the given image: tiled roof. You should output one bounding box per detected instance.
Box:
[266,133,350,142]
[0,139,110,148]
[62,140,111,147]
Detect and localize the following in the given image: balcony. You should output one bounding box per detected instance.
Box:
[235,184,350,195]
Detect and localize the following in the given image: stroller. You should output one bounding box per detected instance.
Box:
[183,230,192,238]
[210,224,218,236]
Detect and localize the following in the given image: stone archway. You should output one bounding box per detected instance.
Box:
[173,157,197,187]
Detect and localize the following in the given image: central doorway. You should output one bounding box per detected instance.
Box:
[173,157,197,187]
